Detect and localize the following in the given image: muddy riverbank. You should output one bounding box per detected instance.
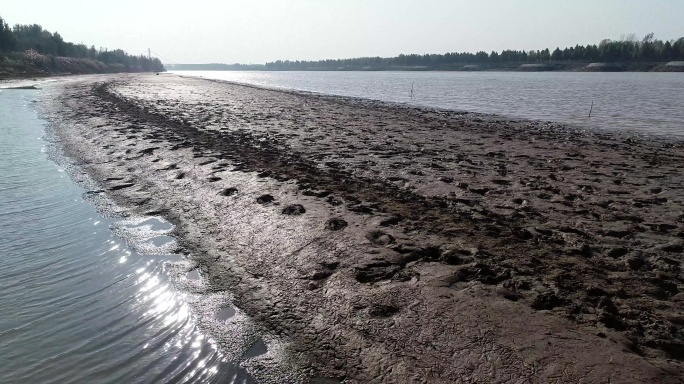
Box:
[46,73,684,382]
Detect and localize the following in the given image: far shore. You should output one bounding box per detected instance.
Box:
[166,61,684,72]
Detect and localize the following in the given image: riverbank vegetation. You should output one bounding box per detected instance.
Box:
[167,34,684,72]
[267,33,684,71]
[0,15,163,79]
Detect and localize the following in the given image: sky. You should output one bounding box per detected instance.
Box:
[2,0,683,64]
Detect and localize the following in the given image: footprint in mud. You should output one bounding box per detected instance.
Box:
[256,194,275,204]
[326,217,348,231]
[366,230,396,246]
[379,216,402,227]
[138,147,159,155]
[531,292,568,310]
[219,187,238,196]
[355,261,399,283]
[367,304,400,318]
[327,195,343,206]
[282,204,306,215]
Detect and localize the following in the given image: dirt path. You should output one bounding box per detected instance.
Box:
[46,73,684,382]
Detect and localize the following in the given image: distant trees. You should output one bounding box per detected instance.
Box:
[0,16,17,52]
[0,14,163,72]
[262,34,684,71]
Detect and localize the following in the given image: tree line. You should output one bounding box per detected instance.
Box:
[0,15,163,72]
[264,34,684,70]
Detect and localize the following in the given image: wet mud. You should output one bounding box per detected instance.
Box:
[46,73,684,382]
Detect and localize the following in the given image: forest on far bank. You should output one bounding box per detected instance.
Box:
[0,15,163,77]
[168,33,684,72]
[265,33,684,70]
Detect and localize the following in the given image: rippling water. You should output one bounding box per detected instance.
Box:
[172,70,684,138]
[0,89,252,383]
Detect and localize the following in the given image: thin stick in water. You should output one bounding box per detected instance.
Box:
[588,101,594,118]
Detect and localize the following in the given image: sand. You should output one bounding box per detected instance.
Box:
[45,73,684,382]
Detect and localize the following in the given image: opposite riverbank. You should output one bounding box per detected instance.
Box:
[45,73,684,382]
[167,61,684,72]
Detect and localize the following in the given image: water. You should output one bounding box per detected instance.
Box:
[171,70,684,138]
[0,89,252,383]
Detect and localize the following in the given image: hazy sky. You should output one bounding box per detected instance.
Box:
[2,0,683,64]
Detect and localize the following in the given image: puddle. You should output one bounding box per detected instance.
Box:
[117,216,174,232]
[109,216,178,255]
[217,306,237,320]
[243,339,268,359]
[147,235,176,247]
[133,217,174,232]
[186,269,201,281]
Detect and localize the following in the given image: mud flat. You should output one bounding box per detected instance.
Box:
[45,73,684,382]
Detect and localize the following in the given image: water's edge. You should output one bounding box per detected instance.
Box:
[0,87,301,383]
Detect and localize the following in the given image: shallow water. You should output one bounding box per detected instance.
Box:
[172,70,684,138]
[0,90,252,383]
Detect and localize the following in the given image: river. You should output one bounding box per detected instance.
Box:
[171,70,684,138]
[0,87,253,383]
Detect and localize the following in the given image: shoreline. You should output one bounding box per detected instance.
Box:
[45,73,684,382]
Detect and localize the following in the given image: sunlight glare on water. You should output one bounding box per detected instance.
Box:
[0,89,252,384]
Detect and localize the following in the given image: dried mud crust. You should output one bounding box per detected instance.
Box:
[50,74,683,382]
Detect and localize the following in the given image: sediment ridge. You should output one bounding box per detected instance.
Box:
[46,73,684,382]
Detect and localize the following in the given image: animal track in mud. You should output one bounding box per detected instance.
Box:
[256,194,275,204]
[355,261,399,283]
[453,263,512,286]
[379,216,402,227]
[365,230,396,246]
[531,292,570,310]
[220,187,238,196]
[367,304,400,318]
[326,218,347,231]
[282,204,306,215]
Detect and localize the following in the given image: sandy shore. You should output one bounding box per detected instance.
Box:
[45,73,684,382]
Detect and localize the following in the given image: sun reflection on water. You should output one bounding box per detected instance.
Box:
[128,253,225,381]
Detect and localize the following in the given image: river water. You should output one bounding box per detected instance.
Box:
[171,70,684,138]
[0,88,254,383]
